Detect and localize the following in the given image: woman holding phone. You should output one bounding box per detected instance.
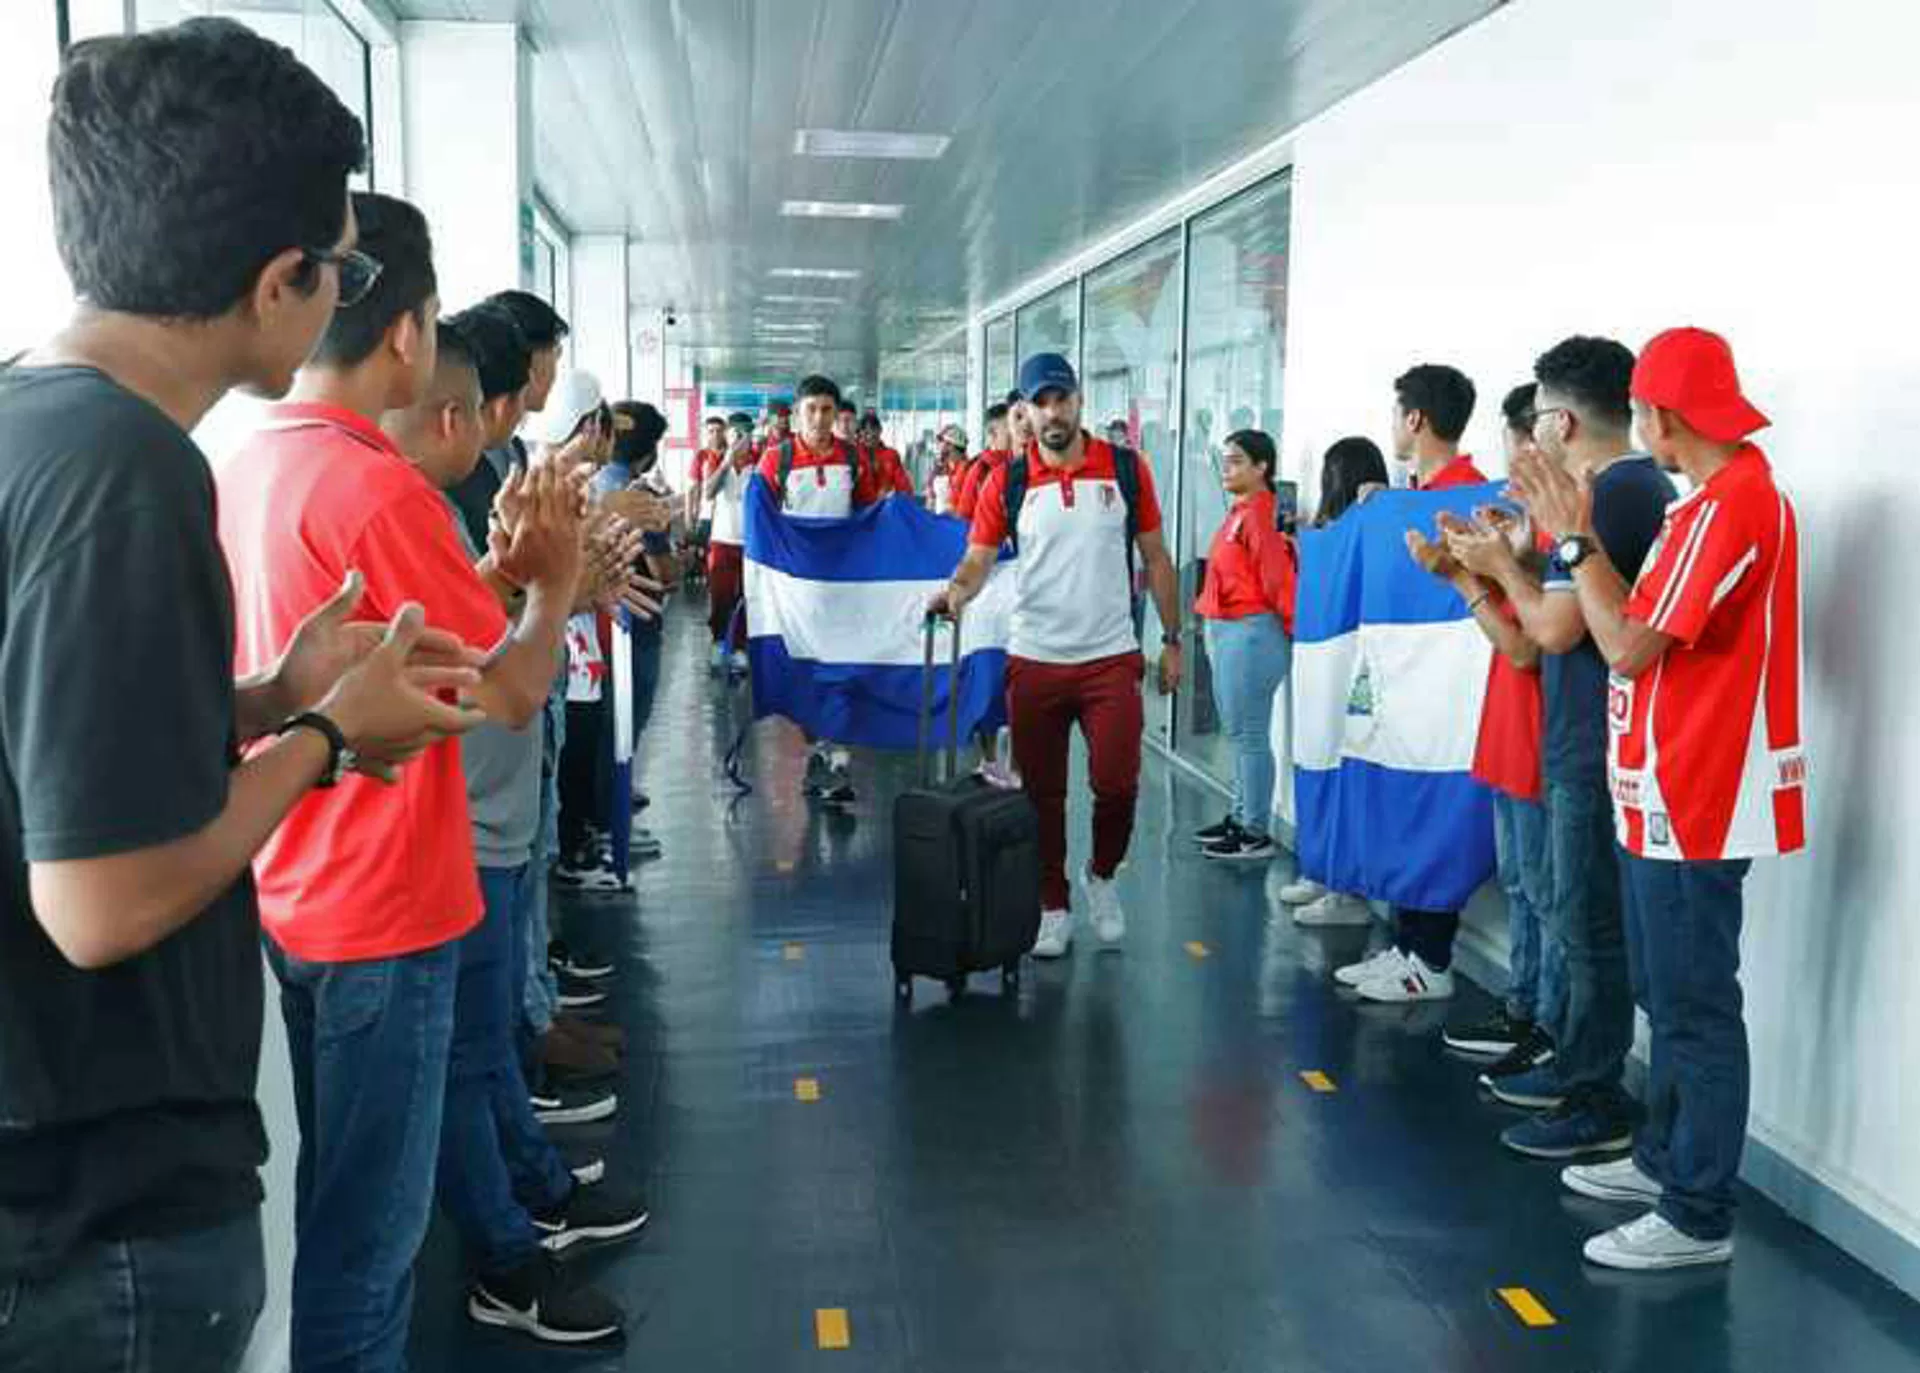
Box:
[1192,430,1298,861]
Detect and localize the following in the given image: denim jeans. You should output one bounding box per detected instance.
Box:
[269,940,457,1373]
[1494,792,1562,1025]
[1622,852,1752,1242]
[522,685,566,1042]
[1543,778,1633,1101]
[439,867,574,1278]
[1202,614,1292,836]
[0,1211,264,1373]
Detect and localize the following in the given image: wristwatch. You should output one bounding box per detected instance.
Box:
[1555,533,1597,571]
[278,711,354,788]
[1161,630,1183,647]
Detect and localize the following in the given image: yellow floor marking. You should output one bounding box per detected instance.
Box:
[815,1307,851,1349]
[794,1077,821,1102]
[1184,941,1211,959]
[783,943,805,962]
[1299,1070,1337,1093]
[1497,1287,1558,1328]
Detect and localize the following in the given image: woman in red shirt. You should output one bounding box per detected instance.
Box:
[1191,430,1298,861]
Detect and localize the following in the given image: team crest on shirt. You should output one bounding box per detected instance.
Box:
[1608,678,1632,733]
[1648,812,1672,849]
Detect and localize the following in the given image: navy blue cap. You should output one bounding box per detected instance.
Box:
[1017,352,1078,402]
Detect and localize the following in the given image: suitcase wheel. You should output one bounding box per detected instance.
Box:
[1001,962,1022,991]
[944,974,967,999]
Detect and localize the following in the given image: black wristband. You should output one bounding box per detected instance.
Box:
[278,711,348,788]
[1161,630,1183,647]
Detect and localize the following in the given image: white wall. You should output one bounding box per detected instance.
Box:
[571,234,631,398]
[400,20,528,312]
[1278,0,1920,1267]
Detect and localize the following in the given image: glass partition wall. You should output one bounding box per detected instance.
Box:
[967,169,1294,789]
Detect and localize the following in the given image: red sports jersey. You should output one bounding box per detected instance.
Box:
[1472,601,1544,803]
[756,436,885,517]
[1415,454,1487,491]
[955,449,1009,520]
[1610,445,1806,860]
[1193,489,1297,632]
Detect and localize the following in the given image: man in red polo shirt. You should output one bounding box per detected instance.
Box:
[757,375,894,802]
[937,353,1182,957]
[858,410,915,498]
[955,396,1024,521]
[1334,363,1487,1001]
[926,424,970,515]
[219,194,623,1361]
[1513,327,1806,1273]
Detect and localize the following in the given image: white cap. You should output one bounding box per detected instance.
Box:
[531,369,603,446]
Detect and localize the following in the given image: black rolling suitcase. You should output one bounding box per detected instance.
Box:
[891,614,1041,1001]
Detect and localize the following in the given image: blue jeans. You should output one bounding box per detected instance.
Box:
[1623,852,1752,1241]
[0,1211,264,1373]
[270,940,457,1373]
[522,686,566,1041]
[439,867,574,1277]
[1542,779,1633,1101]
[1202,614,1292,836]
[1494,793,1561,1025]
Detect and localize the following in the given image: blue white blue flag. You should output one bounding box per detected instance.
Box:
[743,477,1013,749]
[1290,485,1503,911]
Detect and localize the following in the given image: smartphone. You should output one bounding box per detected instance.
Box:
[1273,478,1300,533]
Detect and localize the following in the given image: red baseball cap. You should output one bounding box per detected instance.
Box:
[1631,327,1768,443]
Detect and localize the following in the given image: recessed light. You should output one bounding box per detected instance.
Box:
[794,129,950,160]
[780,200,905,221]
[762,294,844,306]
[770,268,862,281]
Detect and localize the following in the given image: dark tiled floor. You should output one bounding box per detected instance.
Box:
[412,604,1920,1372]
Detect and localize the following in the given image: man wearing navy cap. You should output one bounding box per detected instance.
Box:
[936,353,1182,958]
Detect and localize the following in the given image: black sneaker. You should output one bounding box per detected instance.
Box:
[549,942,614,982]
[1201,830,1276,862]
[468,1255,624,1345]
[530,1083,619,1127]
[1443,1008,1533,1059]
[1193,814,1237,846]
[802,749,834,797]
[555,984,607,1013]
[1476,1024,1558,1086]
[533,1184,651,1254]
[820,761,856,807]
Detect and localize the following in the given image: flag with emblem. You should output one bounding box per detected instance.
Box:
[1290,486,1501,909]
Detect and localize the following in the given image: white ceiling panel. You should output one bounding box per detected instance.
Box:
[392,0,1503,378]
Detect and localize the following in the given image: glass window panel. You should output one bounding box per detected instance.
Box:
[1175,170,1293,781]
[983,316,1015,401]
[1082,227,1184,744]
[1,4,67,359]
[1013,282,1079,375]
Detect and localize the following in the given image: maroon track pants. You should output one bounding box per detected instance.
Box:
[706,541,746,648]
[1006,651,1145,911]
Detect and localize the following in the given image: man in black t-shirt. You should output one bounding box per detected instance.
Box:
[0,24,481,1373]
[1450,336,1676,1164]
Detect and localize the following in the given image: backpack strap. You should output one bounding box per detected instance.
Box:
[1112,445,1145,634]
[1002,456,1031,553]
[774,439,796,505]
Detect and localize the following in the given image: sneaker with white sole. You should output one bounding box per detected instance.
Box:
[468,1255,624,1345]
[1584,1211,1733,1271]
[1442,1008,1532,1059]
[1356,952,1454,1003]
[1297,893,1374,928]
[1477,1025,1557,1088]
[530,1084,618,1127]
[1202,830,1276,863]
[1278,876,1327,904]
[1335,946,1404,988]
[568,1157,606,1187]
[1563,1157,1662,1206]
[1486,1065,1568,1111]
[1501,1092,1635,1160]
[1031,909,1072,959]
[1193,814,1237,846]
[1084,868,1126,945]
[532,1185,650,1254]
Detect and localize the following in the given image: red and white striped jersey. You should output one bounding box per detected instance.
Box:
[1609,445,1807,861]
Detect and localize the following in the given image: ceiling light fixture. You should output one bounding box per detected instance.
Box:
[770,268,861,281]
[762,294,844,306]
[793,129,950,160]
[780,200,905,221]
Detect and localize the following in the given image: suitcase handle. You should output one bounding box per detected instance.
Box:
[918,610,964,785]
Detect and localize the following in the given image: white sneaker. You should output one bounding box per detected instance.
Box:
[1294,893,1373,927]
[1278,876,1327,905]
[1335,946,1404,988]
[1084,868,1126,946]
[1031,910,1072,959]
[1584,1211,1733,1271]
[1564,1157,1662,1206]
[1357,952,1455,1003]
